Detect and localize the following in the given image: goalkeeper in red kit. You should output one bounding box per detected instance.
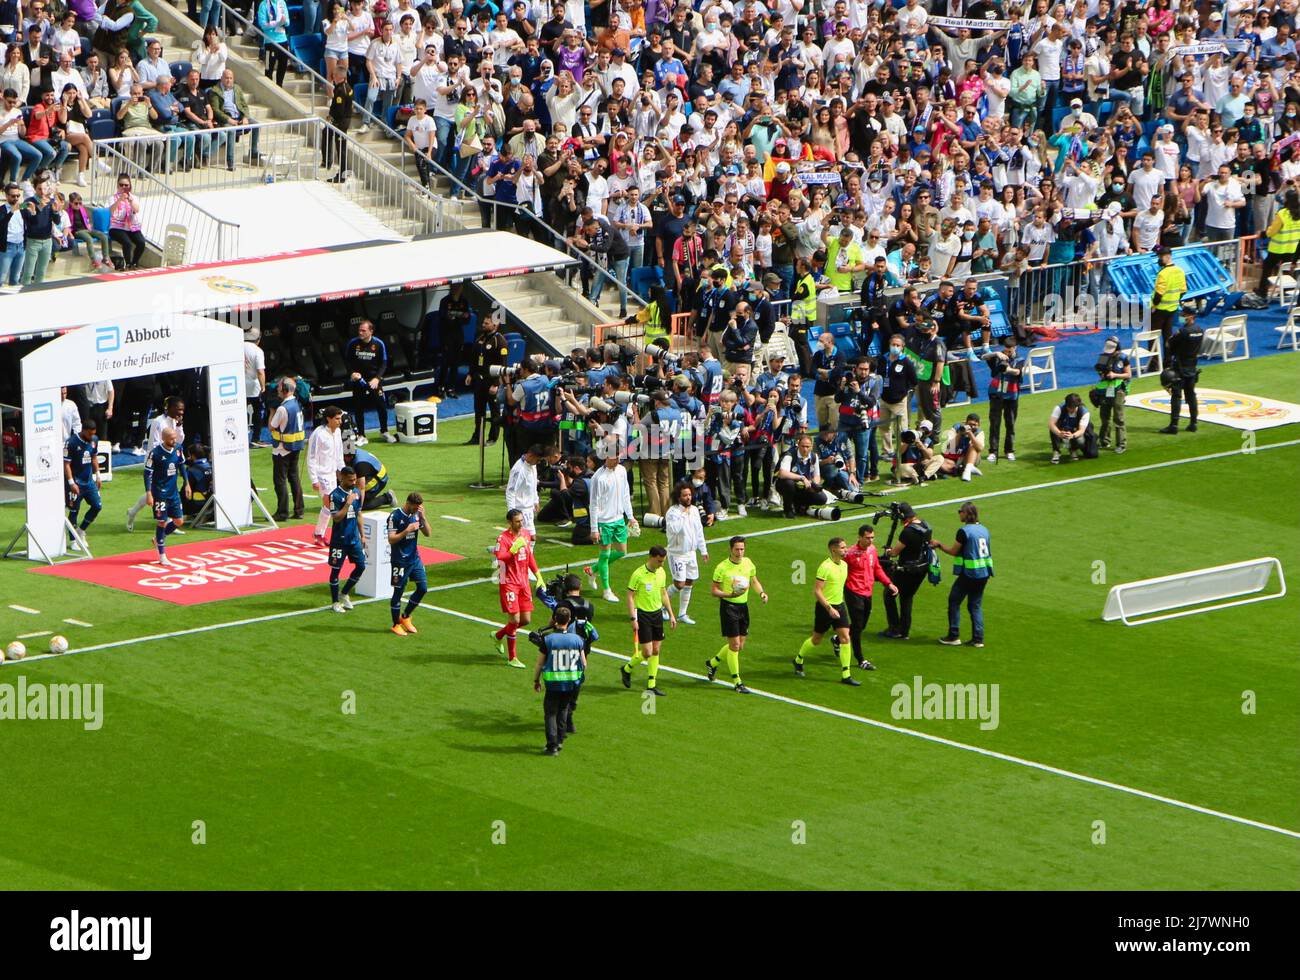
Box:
[493,508,539,668]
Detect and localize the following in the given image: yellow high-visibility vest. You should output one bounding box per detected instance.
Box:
[1153,264,1187,312]
[1267,208,1300,255]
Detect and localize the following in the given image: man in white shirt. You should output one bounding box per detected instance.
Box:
[505,443,542,536]
[588,447,638,602]
[1129,152,1166,212]
[50,53,86,99]
[663,482,708,624]
[897,0,928,37]
[60,386,81,442]
[308,405,347,545]
[125,398,186,530]
[136,40,172,92]
[1131,198,1164,253]
[1202,165,1246,242]
[244,326,267,447]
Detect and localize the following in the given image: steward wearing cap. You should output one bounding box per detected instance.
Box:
[1151,247,1186,345]
[984,334,1024,463]
[1159,307,1204,435]
[1091,335,1131,453]
[880,501,934,642]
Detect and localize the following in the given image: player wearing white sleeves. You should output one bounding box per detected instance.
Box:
[664,482,708,625]
[308,406,347,546]
[125,397,186,532]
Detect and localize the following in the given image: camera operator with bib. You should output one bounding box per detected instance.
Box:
[880,501,933,641]
[1091,335,1131,453]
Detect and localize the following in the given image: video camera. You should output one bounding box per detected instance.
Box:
[870,501,911,526]
[314,406,356,438]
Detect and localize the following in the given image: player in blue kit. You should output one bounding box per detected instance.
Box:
[146,427,187,567]
[64,418,102,551]
[328,465,367,613]
[387,491,430,636]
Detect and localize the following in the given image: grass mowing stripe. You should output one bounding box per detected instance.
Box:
[419,598,1300,843]
[16,436,1297,667]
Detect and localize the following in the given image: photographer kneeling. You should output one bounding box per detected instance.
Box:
[935,413,985,482]
[1049,392,1093,464]
[775,435,842,520]
[895,424,944,484]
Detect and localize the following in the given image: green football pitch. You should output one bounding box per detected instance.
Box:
[1,357,1297,890]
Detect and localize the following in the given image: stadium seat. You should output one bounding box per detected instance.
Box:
[315,318,348,388]
[287,321,326,378]
[825,320,859,359]
[629,266,663,298]
[89,115,117,142]
[1050,106,1069,132]
[504,331,526,365]
[376,310,412,379]
[385,104,403,132]
[91,207,111,234]
[288,33,324,76]
[260,322,290,378]
[170,61,192,83]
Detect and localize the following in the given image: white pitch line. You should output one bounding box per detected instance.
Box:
[441,515,471,524]
[408,437,1300,597]
[63,619,94,628]
[419,601,1300,842]
[544,538,575,548]
[4,439,1295,839]
[17,631,51,640]
[8,605,40,615]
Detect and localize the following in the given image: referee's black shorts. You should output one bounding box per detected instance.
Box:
[635,608,665,643]
[720,600,750,638]
[814,601,848,635]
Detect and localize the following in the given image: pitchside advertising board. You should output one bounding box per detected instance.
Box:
[21,314,250,561]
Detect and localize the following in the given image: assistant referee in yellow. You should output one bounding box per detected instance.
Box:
[622,545,676,696]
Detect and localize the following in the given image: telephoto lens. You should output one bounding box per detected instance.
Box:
[641,513,667,530]
[806,505,842,521]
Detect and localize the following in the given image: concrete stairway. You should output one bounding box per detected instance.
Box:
[144,7,637,350]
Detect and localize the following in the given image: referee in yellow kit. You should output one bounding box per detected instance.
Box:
[622,545,676,696]
[793,538,860,686]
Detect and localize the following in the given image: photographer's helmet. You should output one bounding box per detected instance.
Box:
[1159,366,1181,390]
[1102,334,1120,354]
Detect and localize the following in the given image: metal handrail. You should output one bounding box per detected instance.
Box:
[96,116,444,239]
[95,142,241,261]
[208,0,644,308]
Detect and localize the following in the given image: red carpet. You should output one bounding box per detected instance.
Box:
[34,525,463,606]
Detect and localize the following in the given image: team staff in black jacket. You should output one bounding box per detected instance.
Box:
[344,319,394,443]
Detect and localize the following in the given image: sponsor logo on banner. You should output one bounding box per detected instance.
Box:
[217,375,238,398]
[1128,388,1300,431]
[201,275,259,295]
[32,402,53,425]
[34,525,464,605]
[95,325,120,352]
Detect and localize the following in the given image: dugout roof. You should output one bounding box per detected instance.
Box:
[0,231,577,344]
